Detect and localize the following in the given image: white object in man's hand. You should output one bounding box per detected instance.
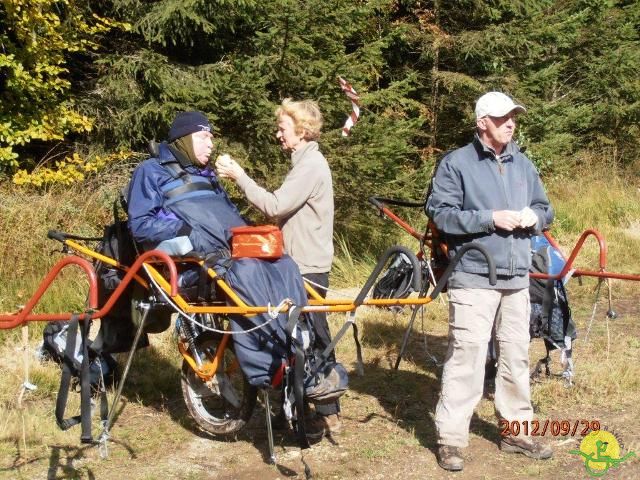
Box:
[519,207,538,228]
[493,210,522,231]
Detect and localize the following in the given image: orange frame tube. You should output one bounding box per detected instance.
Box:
[0,249,178,329]
[1,242,436,331]
[531,229,640,282]
[371,198,640,283]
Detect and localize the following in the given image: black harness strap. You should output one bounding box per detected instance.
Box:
[79,316,93,443]
[54,314,105,443]
[314,313,363,377]
[351,321,364,375]
[541,276,556,358]
[157,154,217,200]
[285,306,310,449]
[159,159,190,180]
[164,181,214,199]
[165,145,193,175]
[55,315,81,431]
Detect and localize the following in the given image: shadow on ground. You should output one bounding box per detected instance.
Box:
[348,310,501,454]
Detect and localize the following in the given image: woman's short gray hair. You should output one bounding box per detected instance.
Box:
[276,98,323,140]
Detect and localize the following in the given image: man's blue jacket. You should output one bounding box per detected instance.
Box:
[127,142,246,254]
[126,142,309,387]
[426,136,554,278]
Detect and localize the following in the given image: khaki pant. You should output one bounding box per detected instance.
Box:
[435,288,532,448]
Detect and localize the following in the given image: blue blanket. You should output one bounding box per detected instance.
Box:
[220,255,308,387]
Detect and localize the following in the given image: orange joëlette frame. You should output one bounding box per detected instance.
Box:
[368,196,640,284]
[0,234,442,331]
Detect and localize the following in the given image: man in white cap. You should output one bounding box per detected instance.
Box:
[426,92,554,471]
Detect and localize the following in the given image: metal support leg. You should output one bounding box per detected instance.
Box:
[99,303,150,458]
[394,278,432,370]
[263,390,276,464]
[394,305,421,370]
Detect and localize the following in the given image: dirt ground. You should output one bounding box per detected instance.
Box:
[2,295,640,479]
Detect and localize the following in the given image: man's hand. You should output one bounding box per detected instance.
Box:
[492,210,522,231]
[215,154,245,181]
[518,207,538,228]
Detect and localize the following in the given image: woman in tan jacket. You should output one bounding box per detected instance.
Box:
[215,98,341,441]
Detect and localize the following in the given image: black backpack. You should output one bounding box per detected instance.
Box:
[372,252,415,300]
[529,245,577,351]
[42,320,117,392]
[90,211,151,354]
[91,197,173,354]
[528,236,577,381]
[41,316,117,442]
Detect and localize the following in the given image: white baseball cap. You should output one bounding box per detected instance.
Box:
[475,92,526,119]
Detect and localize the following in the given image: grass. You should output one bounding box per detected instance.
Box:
[1,287,639,478]
[1,155,640,478]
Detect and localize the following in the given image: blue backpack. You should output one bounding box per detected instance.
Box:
[529,235,577,380]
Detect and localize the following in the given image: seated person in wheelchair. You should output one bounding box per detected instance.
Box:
[126,111,346,407]
[127,110,244,259]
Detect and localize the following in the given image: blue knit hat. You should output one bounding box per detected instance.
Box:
[168,111,212,142]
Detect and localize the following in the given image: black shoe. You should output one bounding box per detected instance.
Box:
[437,445,464,471]
[500,437,553,459]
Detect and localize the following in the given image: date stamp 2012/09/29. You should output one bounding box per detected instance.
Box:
[499,419,601,437]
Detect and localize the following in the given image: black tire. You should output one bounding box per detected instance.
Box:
[181,331,257,435]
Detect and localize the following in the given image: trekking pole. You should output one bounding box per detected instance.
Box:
[18,320,37,403]
[584,278,604,344]
[605,278,617,319]
[99,303,150,458]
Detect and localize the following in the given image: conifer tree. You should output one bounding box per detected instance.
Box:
[88,0,428,245]
[408,0,640,173]
[4,0,638,250]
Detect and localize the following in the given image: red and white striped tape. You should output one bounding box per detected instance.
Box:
[338,77,360,137]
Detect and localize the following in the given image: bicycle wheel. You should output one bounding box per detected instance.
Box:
[181,331,257,435]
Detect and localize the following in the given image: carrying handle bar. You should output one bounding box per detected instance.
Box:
[367,197,426,242]
[368,196,425,209]
[48,229,102,242]
[430,243,497,300]
[354,245,421,307]
[0,249,179,329]
[368,196,384,211]
[48,229,67,242]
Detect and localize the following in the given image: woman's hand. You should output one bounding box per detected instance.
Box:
[215,154,245,181]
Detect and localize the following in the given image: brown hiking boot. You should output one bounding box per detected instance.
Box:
[305,413,342,441]
[437,445,464,471]
[500,436,553,459]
